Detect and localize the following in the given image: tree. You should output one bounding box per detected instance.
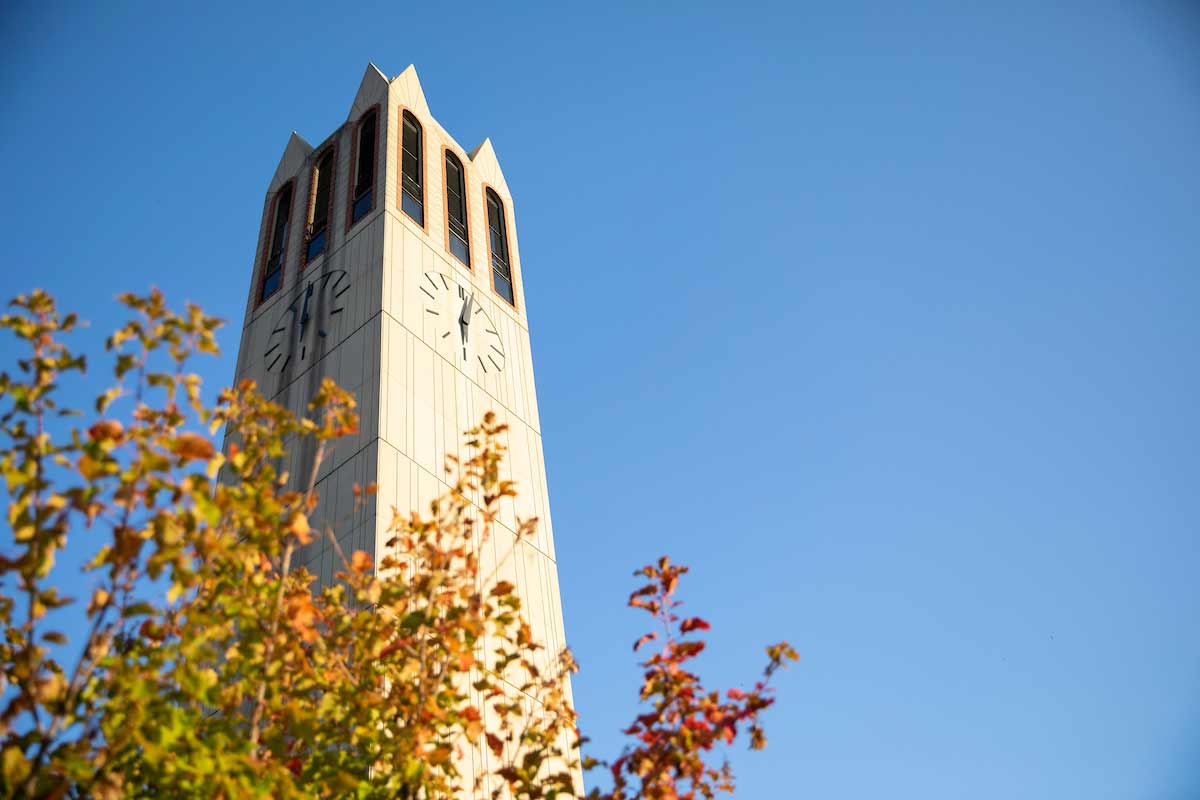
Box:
[0,289,797,798]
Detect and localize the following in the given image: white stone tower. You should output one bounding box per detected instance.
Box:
[232,64,575,789]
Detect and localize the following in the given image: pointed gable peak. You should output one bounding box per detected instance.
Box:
[467,137,491,161]
[347,62,390,121]
[268,131,313,194]
[389,63,430,117]
[468,137,509,196]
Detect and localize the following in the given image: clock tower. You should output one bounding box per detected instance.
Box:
[232,64,576,790]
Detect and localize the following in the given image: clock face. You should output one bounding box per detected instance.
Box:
[263,269,350,372]
[420,271,506,375]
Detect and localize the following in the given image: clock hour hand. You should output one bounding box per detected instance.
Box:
[458,294,474,344]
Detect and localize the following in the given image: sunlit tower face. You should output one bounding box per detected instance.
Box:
[232,64,578,795]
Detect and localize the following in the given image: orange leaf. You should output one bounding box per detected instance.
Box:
[490,581,515,597]
[87,419,124,442]
[351,550,373,573]
[486,733,505,758]
[173,432,215,461]
[680,617,711,634]
[286,593,320,643]
[288,512,313,545]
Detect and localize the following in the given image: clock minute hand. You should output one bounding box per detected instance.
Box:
[299,283,314,337]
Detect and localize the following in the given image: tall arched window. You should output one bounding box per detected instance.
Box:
[400,111,424,225]
[259,181,294,303]
[444,151,469,266]
[485,188,514,306]
[306,147,336,263]
[350,108,378,226]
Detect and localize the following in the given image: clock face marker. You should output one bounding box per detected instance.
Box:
[272,326,286,334]
[281,355,290,372]
[330,306,343,315]
[334,285,349,298]
[268,353,282,370]
[301,344,307,360]
[265,342,280,356]
[410,275,508,375]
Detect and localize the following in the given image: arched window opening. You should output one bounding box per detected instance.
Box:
[444,151,469,266]
[400,111,424,225]
[259,181,293,303]
[350,109,378,225]
[486,189,514,306]
[306,148,335,263]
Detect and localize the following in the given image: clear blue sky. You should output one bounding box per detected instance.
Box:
[2,2,1198,797]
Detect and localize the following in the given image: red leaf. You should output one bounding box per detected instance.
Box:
[633,632,658,652]
[680,617,711,634]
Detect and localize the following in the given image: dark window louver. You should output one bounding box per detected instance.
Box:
[260,182,293,302]
[401,111,424,225]
[445,152,469,265]
[351,110,377,225]
[486,189,514,305]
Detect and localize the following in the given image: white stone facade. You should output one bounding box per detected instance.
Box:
[232,64,576,792]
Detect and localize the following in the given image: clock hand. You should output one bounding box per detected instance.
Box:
[299,283,314,338]
[458,294,474,344]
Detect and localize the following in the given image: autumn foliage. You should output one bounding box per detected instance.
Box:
[0,289,796,798]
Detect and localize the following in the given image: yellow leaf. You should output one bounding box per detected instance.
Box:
[88,588,110,615]
[205,452,225,478]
